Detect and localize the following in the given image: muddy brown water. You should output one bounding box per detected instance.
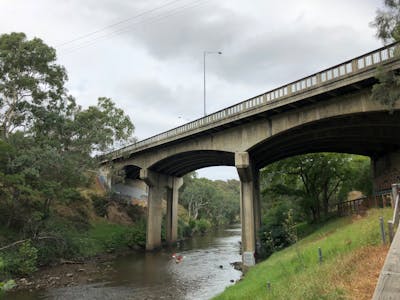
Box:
[6,226,242,300]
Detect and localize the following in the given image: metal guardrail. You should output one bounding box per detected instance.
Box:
[336,197,367,216]
[104,43,398,160]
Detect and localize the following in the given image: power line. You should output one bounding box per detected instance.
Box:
[56,0,186,47]
[58,0,209,55]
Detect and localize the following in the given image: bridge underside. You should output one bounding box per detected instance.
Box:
[251,111,400,169]
[150,150,235,177]
[110,109,400,267]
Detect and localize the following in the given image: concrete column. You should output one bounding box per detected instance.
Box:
[253,170,261,253]
[140,169,168,251]
[166,177,183,245]
[235,152,259,266]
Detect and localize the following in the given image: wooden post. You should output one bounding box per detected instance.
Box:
[388,221,394,243]
[380,217,386,244]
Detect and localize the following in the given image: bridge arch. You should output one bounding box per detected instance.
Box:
[148,150,235,177]
[123,164,142,180]
[100,43,400,266]
[249,110,400,169]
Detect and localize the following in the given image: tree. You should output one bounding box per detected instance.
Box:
[0,32,67,139]
[0,32,135,237]
[261,153,366,223]
[371,1,400,111]
[372,0,400,43]
[180,173,240,226]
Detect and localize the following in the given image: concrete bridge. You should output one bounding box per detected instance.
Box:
[100,43,400,266]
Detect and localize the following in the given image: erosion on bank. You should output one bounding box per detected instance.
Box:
[214,208,392,300]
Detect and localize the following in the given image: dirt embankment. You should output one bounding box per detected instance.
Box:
[12,252,128,292]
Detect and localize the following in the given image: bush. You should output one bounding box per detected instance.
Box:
[2,241,39,276]
[178,219,192,238]
[126,221,146,249]
[259,201,298,258]
[196,219,211,234]
[16,241,38,275]
[92,194,109,217]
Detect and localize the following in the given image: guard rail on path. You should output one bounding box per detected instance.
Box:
[372,183,400,299]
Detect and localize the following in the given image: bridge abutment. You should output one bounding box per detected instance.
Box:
[372,151,400,193]
[235,152,261,266]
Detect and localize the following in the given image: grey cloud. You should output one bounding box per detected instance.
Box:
[118,78,201,117]
[211,25,381,89]
[120,3,254,60]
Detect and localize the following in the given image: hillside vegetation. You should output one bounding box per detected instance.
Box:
[214,208,392,300]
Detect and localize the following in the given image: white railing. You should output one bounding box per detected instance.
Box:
[106,43,398,159]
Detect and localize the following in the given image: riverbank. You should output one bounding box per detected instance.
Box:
[5,225,241,300]
[214,208,392,300]
[10,251,132,292]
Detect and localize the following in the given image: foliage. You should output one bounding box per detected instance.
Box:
[214,208,392,300]
[0,279,16,294]
[372,0,400,43]
[371,1,400,110]
[0,32,136,277]
[92,194,109,217]
[126,221,146,249]
[15,241,38,275]
[261,153,370,223]
[0,32,67,139]
[180,173,240,227]
[371,67,400,112]
[259,200,299,258]
[195,218,212,234]
[2,241,38,276]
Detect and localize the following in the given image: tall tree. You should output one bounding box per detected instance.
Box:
[0,32,67,139]
[261,153,362,223]
[0,32,135,235]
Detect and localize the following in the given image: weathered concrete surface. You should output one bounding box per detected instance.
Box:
[373,227,400,299]
[373,152,400,192]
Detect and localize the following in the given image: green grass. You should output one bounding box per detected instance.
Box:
[214,208,392,300]
[67,220,146,258]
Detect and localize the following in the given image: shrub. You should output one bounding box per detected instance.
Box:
[92,194,109,217]
[126,221,146,249]
[178,219,192,238]
[259,201,298,258]
[196,219,211,234]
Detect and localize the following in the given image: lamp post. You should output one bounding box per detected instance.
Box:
[203,50,222,116]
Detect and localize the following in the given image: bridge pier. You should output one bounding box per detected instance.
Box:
[236,152,261,267]
[140,169,165,250]
[140,169,182,250]
[166,177,183,245]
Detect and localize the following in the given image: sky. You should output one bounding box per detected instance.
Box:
[0,0,385,180]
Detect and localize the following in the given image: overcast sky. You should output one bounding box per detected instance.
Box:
[0,0,384,180]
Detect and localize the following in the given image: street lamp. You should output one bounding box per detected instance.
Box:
[203,50,222,116]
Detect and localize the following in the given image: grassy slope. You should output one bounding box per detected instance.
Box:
[214,208,392,300]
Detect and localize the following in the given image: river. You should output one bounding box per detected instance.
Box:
[7,225,242,300]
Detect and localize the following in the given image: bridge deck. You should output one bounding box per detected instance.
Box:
[103,43,399,162]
